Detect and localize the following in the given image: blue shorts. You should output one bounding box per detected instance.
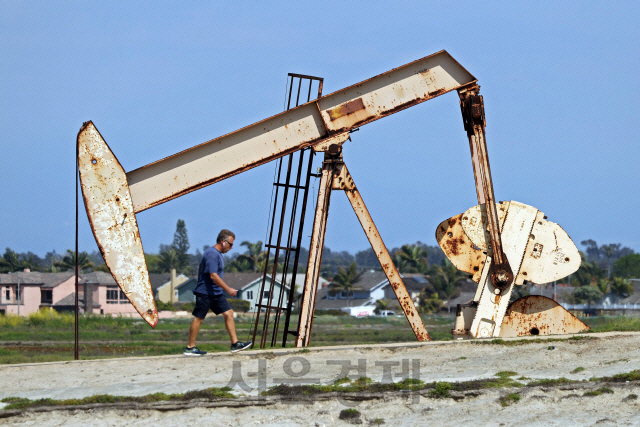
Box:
[192,293,232,318]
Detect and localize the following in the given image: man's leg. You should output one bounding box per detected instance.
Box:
[187,316,204,348]
[222,309,238,344]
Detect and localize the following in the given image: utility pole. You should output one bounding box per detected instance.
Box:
[17,275,20,316]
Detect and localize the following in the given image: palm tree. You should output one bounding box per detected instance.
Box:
[430,260,467,306]
[392,253,410,274]
[329,261,364,306]
[55,250,94,272]
[226,257,253,273]
[237,241,266,272]
[417,290,443,314]
[610,277,633,300]
[394,244,429,273]
[157,249,182,273]
[595,278,609,295]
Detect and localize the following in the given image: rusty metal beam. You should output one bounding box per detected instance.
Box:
[335,163,430,341]
[458,85,511,290]
[125,51,476,213]
[295,159,334,347]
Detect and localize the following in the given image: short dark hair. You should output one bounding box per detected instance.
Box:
[216,229,235,244]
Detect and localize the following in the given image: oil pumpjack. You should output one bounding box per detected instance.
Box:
[77,50,587,346]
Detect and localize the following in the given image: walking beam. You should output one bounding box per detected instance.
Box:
[122,51,475,213]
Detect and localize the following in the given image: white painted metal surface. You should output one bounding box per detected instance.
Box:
[125,51,476,212]
[77,122,158,327]
[468,202,538,338]
[516,216,581,285]
[441,201,582,339]
[296,163,333,347]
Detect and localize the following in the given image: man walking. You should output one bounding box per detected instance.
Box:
[184,229,252,355]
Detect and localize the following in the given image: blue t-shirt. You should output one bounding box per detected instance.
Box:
[193,247,224,296]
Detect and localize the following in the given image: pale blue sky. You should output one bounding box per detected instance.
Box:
[1,1,639,260]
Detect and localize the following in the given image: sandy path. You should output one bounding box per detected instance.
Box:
[1,332,639,426]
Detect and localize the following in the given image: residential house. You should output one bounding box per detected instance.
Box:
[0,271,76,315]
[315,271,390,311]
[174,272,303,312]
[382,274,434,306]
[0,270,329,317]
[151,269,189,303]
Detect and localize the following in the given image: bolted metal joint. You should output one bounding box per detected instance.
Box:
[490,262,514,291]
[458,85,486,136]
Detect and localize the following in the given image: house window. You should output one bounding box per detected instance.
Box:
[41,290,53,304]
[119,290,128,304]
[106,287,119,304]
[5,288,9,301]
[263,291,270,299]
[246,290,253,300]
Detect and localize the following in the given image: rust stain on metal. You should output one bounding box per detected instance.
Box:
[77,121,158,328]
[327,96,435,136]
[500,295,589,337]
[327,98,366,121]
[436,213,486,283]
[427,88,446,97]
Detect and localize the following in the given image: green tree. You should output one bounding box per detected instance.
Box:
[573,253,607,287]
[392,253,410,274]
[394,244,429,273]
[1,248,23,272]
[157,249,184,273]
[145,253,162,274]
[237,241,266,272]
[54,250,94,272]
[595,278,609,295]
[171,219,190,271]
[613,253,640,279]
[418,291,444,314]
[329,261,364,306]
[430,260,466,302]
[573,286,603,305]
[226,256,253,273]
[609,277,633,300]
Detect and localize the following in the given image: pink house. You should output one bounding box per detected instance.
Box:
[0,270,142,317]
[79,271,139,316]
[0,271,77,315]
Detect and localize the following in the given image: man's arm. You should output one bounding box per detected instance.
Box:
[210,273,238,297]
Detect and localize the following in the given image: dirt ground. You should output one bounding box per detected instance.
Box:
[1,331,639,426]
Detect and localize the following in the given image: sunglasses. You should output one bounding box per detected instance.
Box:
[224,239,234,247]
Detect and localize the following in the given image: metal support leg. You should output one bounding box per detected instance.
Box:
[334,163,430,341]
[295,160,334,347]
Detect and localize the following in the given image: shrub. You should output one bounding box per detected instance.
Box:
[27,308,73,327]
[155,300,176,311]
[430,382,453,398]
[315,309,349,316]
[0,313,24,327]
[228,299,250,312]
[338,408,361,420]
[499,393,521,407]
